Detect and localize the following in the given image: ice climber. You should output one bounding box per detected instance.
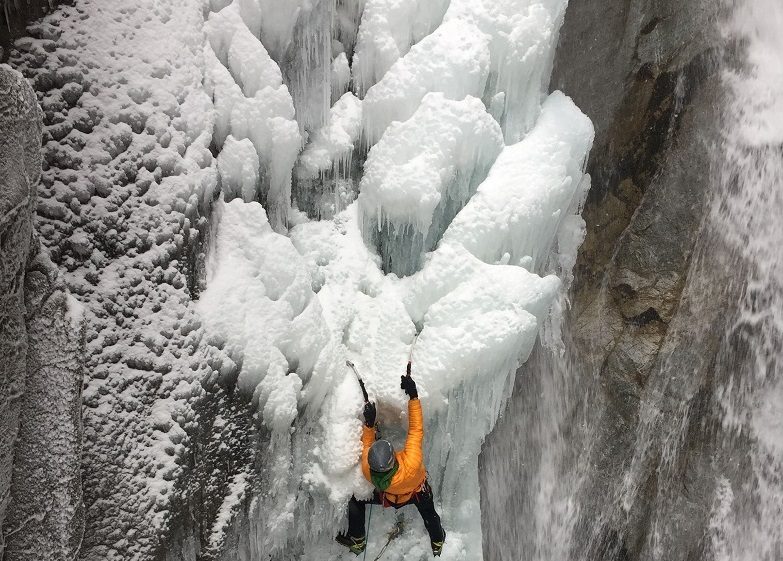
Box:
[336,363,446,557]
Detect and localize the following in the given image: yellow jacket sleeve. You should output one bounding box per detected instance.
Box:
[400,398,424,474]
[360,424,375,481]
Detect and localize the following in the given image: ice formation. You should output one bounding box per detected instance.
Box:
[204,0,302,230]
[444,0,569,142]
[293,91,363,218]
[296,92,362,180]
[10,0,592,557]
[361,18,491,147]
[358,93,504,276]
[197,0,592,558]
[352,0,451,95]
[441,91,593,271]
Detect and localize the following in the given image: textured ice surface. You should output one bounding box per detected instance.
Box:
[442,91,594,271]
[359,93,504,276]
[11,0,590,558]
[296,92,363,180]
[218,135,260,202]
[352,0,451,95]
[361,18,491,147]
[8,0,234,558]
[293,92,363,219]
[445,0,568,142]
[205,0,302,230]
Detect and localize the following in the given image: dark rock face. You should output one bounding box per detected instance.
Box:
[549,1,729,556]
[5,241,86,561]
[480,1,733,560]
[0,63,43,545]
[0,65,85,560]
[0,1,59,61]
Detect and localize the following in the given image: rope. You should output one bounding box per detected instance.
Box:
[363,505,373,561]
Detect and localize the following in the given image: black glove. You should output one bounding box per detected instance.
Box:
[400,374,418,399]
[363,401,376,427]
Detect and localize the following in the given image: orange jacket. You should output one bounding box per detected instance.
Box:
[361,398,427,504]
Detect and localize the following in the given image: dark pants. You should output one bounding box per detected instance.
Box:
[347,480,445,543]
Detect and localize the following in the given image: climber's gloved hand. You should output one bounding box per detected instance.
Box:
[401,371,418,399]
[363,401,377,427]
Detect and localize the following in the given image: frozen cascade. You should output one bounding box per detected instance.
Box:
[1,0,589,557]
[360,18,491,148]
[444,0,569,143]
[292,91,363,219]
[351,0,451,96]
[194,0,591,559]
[190,0,594,557]
[358,93,504,277]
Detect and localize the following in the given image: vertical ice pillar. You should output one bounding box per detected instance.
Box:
[445,0,569,142]
[258,0,335,135]
[352,0,451,95]
[357,93,503,276]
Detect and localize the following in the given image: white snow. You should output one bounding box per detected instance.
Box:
[331,52,351,102]
[358,93,504,275]
[361,18,491,147]
[296,92,363,180]
[227,23,282,97]
[217,135,259,202]
[204,0,303,230]
[441,91,594,271]
[65,292,85,329]
[445,0,569,142]
[352,0,451,95]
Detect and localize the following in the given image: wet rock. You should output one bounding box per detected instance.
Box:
[0,64,42,540]
[481,1,728,560]
[0,61,85,561]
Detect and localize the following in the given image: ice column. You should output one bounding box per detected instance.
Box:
[358,93,504,276]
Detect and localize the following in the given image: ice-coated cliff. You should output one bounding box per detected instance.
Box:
[0,64,85,561]
[3,0,592,560]
[4,0,781,560]
[3,0,594,559]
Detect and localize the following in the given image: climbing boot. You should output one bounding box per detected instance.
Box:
[431,537,445,557]
[335,533,367,555]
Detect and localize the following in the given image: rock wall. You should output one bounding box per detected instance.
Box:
[480,0,731,559]
[4,241,86,561]
[0,65,85,560]
[0,63,43,550]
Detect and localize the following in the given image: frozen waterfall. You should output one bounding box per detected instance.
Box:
[196,0,593,559]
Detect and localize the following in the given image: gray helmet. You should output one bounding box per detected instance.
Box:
[368,439,395,472]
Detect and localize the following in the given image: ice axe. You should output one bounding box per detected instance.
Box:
[346,360,369,403]
[405,331,421,377]
[347,360,377,434]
